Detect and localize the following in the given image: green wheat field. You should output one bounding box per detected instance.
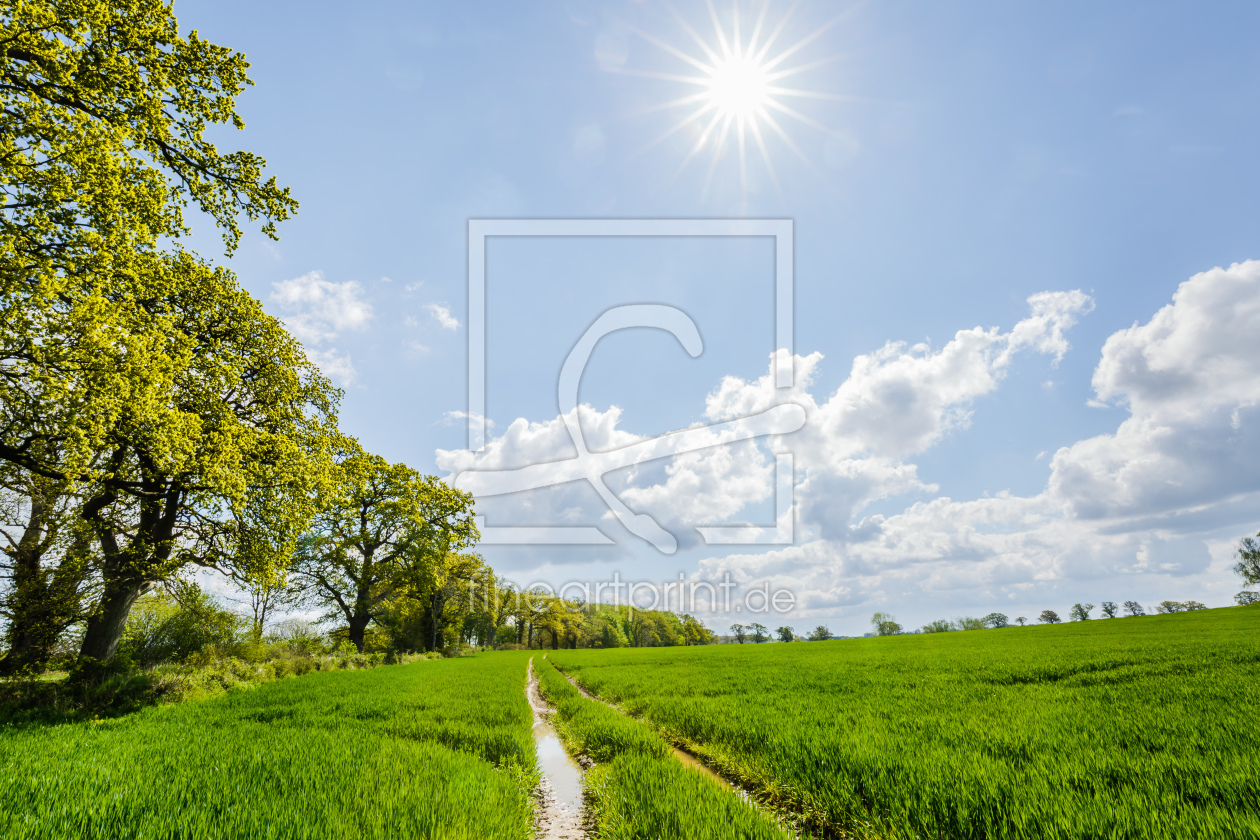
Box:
[3,608,1257,839]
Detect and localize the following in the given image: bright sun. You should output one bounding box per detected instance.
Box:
[622,1,854,196]
[706,55,771,119]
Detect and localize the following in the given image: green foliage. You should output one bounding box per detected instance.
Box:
[0,655,535,838]
[953,615,986,631]
[1235,533,1260,586]
[0,469,96,675]
[871,612,902,636]
[534,657,791,840]
[1039,609,1062,624]
[1101,601,1119,618]
[0,0,328,668]
[550,607,1260,840]
[1070,603,1095,621]
[921,618,953,633]
[982,612,1009,628]
[290,444,478,652]
[0,641,404,726]
[1124,600,1145,616]
[119,587,245,667]
[0,0,296,265]
[506,598,714,651]
[807,625,832,641]
[775,626,794,643]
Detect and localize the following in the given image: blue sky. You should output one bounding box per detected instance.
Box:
[182,1,1260,634]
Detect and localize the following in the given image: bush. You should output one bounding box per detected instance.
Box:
[120,587,247,667]
[266,619,329,657]
[494,626,520,646]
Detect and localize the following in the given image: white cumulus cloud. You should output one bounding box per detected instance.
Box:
[439,272,1260,623]
[426,303,460,331]
[270,270,374,385]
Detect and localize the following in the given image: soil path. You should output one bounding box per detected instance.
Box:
[527,659,587,840]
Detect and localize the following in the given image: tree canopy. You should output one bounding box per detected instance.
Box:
[290,446,478,651]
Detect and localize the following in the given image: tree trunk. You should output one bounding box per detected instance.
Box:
[79,580,153,663]
[0,558,52,676]
[0,615,59,676]
[347,614,371,652]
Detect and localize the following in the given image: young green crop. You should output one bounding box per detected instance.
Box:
[550,607,1260,839]
[534,656,794,840]
[0,654,536,839]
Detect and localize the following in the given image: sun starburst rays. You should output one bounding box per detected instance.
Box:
[619,1,853,199]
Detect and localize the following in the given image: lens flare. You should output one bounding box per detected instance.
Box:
[618,1,860,198]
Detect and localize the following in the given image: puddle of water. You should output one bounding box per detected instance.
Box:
[533,718,584,812]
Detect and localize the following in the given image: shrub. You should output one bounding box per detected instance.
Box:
[120,587,247,667]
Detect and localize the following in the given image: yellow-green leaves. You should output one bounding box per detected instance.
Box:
[0,0,296,261]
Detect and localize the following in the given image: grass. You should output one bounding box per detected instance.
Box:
[0,653,537,839]
[549,607,1260,840]
[533,655,794,840]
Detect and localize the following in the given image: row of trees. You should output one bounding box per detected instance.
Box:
[0,2,488,675]
[865,535,1260,637]
[726,623,834,643]
[872,598,1226,636]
